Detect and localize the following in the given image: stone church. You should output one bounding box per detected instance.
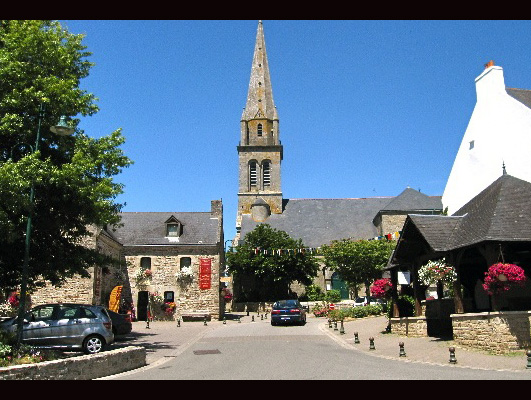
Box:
[233,21,443,299]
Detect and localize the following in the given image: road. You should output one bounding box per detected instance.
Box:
[104,316,531,380]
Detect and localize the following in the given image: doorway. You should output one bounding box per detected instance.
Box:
[331,272,349,300]
[137,291,149,321]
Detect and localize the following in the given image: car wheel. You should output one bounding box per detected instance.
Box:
[271,321,276,326]
[83,334,105,354]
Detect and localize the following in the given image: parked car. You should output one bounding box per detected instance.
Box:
[107,310,132,336]
[354,296,384,307]
[0,303,114,354]
[271,299,307,326]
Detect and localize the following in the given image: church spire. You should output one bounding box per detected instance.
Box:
[242,20,276,121]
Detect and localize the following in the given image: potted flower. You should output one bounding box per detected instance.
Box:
[175,266,194,283]
[482,263,526,310]
[418,258,457,299]
[135,268,152,285]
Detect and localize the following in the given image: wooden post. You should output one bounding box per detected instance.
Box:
[412,264,423,317]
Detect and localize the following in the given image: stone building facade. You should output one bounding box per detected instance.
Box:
[29,201,224,321]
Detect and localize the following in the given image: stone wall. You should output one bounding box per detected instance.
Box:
[451,311,531,354]
[390,316,428,337]
[0,346,145,380]
[30,226,124,308]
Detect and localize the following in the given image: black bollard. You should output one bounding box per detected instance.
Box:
[526,350,531,369]
[449,347,457,364]
[334,321,338,331]
[399,342,406,357]
[340,320,345,335]
[369,337,375,350]
[177,318,181,327]
[354,332,360,344]
[328,319,332,328]
[204,317,208,326]
[261,314,264,320]
[252,315,255,322]
[238,317,241,323]
[223,317,226,324]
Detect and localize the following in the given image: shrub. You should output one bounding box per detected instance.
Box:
[304,284,326,301]
[325,289,341,304]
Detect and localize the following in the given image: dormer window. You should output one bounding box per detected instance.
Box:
[165,216,182,237]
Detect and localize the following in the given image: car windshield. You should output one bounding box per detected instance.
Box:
[273,300,299,309]
[355,297,366,302]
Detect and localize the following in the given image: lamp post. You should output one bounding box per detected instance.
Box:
[15,104,75,348]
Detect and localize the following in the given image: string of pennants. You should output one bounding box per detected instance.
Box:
[227,231,402,255]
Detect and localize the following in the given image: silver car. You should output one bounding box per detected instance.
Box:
[0,303,114,354]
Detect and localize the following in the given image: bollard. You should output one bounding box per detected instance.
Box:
[526,350,531,369]
[328,319,332,328]
[369,337,375,350]
[204,317,208,326]
[449,347,457,364]
[265,312,268,319]
[399,342,406,357]
[252,315,255,322]
[340,320,345,335]
[334,321,338,331]
[238,317,241,323]
[261,314,264,320]
[146,318,150,329]
[223,317,226,324]
[354,332,360,344]
[177,318,181,327]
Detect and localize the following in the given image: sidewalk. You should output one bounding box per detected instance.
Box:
[320,314,531,372]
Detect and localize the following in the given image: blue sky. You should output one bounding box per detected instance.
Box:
[61,20,531,243]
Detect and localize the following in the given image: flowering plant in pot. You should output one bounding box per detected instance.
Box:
[482,263,526,310]
[175,266,194,283]
[370,278,393,299]
[418,259,457,286]
[135,268,152,285]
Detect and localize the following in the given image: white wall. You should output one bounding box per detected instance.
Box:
[442,66,531,214]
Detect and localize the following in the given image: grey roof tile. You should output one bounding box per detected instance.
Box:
[506,88,531,110]
[112,212,220,246]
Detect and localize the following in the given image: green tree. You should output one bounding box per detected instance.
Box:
[0,20,132,291]
[227,224,319,302]
[322,239,395,299]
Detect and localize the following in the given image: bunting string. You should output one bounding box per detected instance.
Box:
[228,231,402,255]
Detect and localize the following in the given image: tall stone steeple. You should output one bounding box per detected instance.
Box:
[236,21,283,241]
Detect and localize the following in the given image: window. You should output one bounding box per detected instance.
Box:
[167,223,179,237]
[249,161,257,188]
[164,291,174,302]
[469,140,475,150]
[262,161,271,187]
[180,257,191,270]
[140,257,151,270]
[257,123,263,136]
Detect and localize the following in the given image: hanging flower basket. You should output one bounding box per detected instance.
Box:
[482,263,526,296]
[418,259,457,287]
[135,269,152,285]
[370,278,393,299]
[175,266,194,283]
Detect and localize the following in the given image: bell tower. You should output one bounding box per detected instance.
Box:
[236,21,283,239]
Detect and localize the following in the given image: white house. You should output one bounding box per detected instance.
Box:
[442,61,531,215]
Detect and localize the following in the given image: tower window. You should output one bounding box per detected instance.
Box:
[469,140,475,150]
[249,161,257,188]
[257,124,263,136]
[262,161,271,187]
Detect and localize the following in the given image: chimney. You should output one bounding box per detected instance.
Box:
[475,61,505,101]
[211,199,223,219]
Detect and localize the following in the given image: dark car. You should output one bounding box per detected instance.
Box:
[0,303,114,354]
[271,299,307,326]
[107,310,132,336]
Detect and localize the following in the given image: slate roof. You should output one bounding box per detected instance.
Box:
[401,175,531,253]
[380,187,443,212]
[506,88,531,110]
[239,190,443,248]
[112,212,220,246]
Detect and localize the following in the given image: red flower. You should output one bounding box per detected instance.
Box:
[371,278,393,299]
[482,263,526,295]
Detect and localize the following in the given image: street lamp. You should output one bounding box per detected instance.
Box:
[15,104,75,347]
